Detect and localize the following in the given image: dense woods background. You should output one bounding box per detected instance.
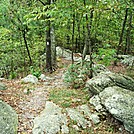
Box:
[0,0,134,78]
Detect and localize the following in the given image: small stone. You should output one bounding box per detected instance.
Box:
[72,125,79,131]
[90,114,100,124]
[21,74,38,84]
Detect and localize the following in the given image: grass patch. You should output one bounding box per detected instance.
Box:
[48,88,90,108]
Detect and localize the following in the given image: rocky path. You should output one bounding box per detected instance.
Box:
[18,69,66,134]
[0,57,132,134]
[0,67,67,134]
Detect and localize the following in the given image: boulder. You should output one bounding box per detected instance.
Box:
[118,55,134,66]
[32,101,69,134]
[85,72,115,94]
[21,74,38,84]
[99,86,134,133]
[56,46,72,58]
[39,74,46,81]
[86,72,134,95]
[92,64,110,76]
[0,100,18,134]
[0,83,7,90]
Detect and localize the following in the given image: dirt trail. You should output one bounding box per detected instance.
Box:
[0,66,67,134]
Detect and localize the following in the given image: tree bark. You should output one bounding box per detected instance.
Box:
[124,10,132,54]
[117,8,128,55]
[22,29,32,65]
[46,17,52,72]
[82,0,94,78]
[71,13,75,64]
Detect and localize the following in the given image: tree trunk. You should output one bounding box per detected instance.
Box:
[46,18,52,72]
[51,26,57,70]
[124,10,132,54]
[71,13,75,64]
[117,8,128,55]
[22,30,32,65]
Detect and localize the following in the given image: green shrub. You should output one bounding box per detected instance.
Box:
[64,62,91,88]
[97,44,117,66]
[30,66,41,78]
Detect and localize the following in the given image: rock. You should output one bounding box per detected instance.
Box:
[93,64,110,76]
[118,55,134,66]
[86,72,134,95]
[107,73,134,91]
[0,78,5,81]
[0,100,18,134]
[90,114,100,124]
[0,83,7,90]
[32,101,69,134]
[77,104,100,124]
[56,46,72,58]
[21,74,38,84]
[66,108,91,129]
[39,74,46,81]
[85,72,114,94]
[90,95,105,112]
[77,104,91,117]
[99,86,134,133]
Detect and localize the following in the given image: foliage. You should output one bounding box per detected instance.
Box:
[97,44,117,66]
[64,62,91,88]
[0,0,134,78]
[30,66,41,78]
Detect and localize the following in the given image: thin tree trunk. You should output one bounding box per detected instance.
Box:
[51,26,57,70]
[71,13,75,64]
[82,0,94,78]
[22,30,32,65]
[117,8,128,55]
[124,10,132,54]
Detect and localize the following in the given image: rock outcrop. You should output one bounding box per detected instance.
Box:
[32,101,101,134]
[86,72,134,94]
[32,101,69,134]
[0,100,18,134]
[117,55,134,66]
[90,86,134,133]
[87,65,134,133]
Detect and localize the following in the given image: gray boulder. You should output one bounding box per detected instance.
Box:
[86,72,134,94]
[0,83,7,90]
[21,74,38,84]
[0,100,18,134]
[99,86,134,133]
[56,46,72,58]
[32,101,69,134]
[118,55,134,66]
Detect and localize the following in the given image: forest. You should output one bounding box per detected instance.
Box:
[0,0,133,78]
[0,0,134,134]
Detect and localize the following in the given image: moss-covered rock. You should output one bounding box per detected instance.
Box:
[99,86,134,133]
[0,100,18,134]
[0,83,7,90]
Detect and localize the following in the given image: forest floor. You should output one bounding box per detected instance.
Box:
[0,58,132,134]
